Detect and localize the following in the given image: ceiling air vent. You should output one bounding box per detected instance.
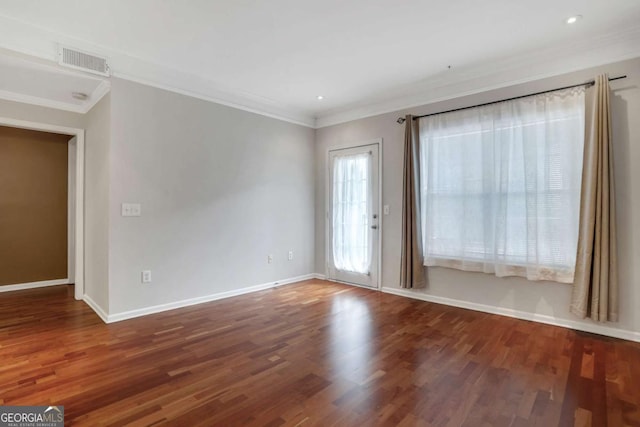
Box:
[58,45,110,77]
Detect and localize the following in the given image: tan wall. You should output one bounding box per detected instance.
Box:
[0,126,70,285]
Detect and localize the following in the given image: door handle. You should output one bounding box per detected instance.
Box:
[371,225,378,230]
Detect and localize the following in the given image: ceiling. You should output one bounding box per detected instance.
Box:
[0,51,109,113]
[0,0,639,127]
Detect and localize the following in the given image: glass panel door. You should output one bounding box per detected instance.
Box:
[328,144,379,288]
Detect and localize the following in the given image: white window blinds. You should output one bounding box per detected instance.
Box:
[418,87,585,283]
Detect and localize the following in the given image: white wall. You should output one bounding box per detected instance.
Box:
[84,93,111,312]
[315,57,640,337]
[107,78,316,315]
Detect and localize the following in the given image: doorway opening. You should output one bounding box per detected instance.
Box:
[0,118,85,300]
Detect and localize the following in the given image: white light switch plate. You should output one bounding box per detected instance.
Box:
[122,203,142,217]
[383,205,390,215]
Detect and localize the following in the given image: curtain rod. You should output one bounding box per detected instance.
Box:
[396,75,627,124]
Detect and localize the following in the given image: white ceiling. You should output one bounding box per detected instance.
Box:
[0,0,639,127]
[0,51,109,113]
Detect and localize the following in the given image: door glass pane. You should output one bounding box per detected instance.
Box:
[332,153,371,274]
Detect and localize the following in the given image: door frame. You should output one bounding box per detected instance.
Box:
[0,117,85,300]
[325,138,383,290]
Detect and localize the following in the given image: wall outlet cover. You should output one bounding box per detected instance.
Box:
[142,270,152,283]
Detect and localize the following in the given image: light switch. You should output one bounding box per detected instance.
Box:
[383,205,390,215]
[122,203,142,217]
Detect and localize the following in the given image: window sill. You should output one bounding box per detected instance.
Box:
[424,256,575,284]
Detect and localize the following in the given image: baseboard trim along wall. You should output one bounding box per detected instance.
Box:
[82,294,109,323]
[381,286,640,344]
[86,273,318,324]
[0,278,69,293]
[82,272,640,342]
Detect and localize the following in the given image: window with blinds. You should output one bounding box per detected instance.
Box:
[418,87,586,283]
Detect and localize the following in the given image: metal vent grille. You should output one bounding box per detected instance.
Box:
[58,46,110,76]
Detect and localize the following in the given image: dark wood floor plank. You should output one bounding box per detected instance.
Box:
[1,280,639,426]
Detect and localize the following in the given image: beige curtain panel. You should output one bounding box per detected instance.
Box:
[570,74,618,322]
[400,115,426,289]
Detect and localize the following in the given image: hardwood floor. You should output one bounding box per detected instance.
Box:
[1,280,639,426]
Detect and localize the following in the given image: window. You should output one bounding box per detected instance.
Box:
[332,152,372,274]
[418,87,585,283]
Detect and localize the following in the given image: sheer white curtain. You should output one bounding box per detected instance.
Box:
[332,153,372,274]
[418,87,585,283]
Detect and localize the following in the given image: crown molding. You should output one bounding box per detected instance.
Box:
[315,27,640,128]
[1,12,639,130]
[112,71,314,128]
[88,80,112,112]
[0,13,316,127]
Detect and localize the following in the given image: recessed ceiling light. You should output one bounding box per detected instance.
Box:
[72,92,89,101]
[566,15,582,24]
[316,95,324,100]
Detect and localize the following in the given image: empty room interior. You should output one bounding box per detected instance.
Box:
[1,1,640,426]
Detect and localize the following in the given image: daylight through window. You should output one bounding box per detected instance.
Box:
[418,87,586,283]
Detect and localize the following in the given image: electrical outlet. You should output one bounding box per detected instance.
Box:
[142,270,152,283]
[288,251,294,261]
[268,254,273,264]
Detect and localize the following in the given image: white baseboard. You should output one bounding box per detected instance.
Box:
[313,273,326,280]
[83,294,109,323]
[381,286,640,343]
[105,273,317,323]
[0,278,69,293]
